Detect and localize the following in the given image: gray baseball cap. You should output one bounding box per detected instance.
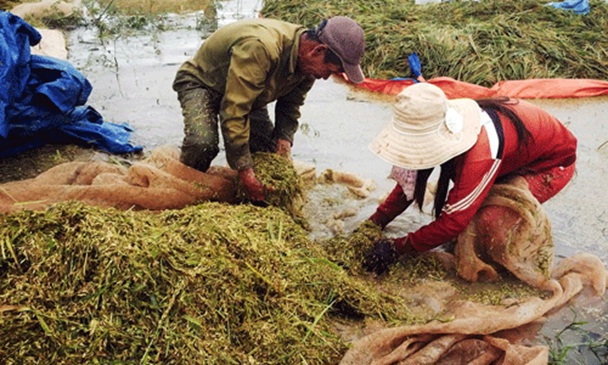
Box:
[317,16,365,84]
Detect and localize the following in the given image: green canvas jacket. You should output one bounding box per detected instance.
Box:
[178,18,315,170]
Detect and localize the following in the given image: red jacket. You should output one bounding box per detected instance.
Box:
[409,100,577,252]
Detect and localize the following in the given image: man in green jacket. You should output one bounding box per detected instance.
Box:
[173,16,365,204]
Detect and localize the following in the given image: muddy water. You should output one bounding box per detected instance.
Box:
[67,20,608,259]
[65,3,399,233]
[65,0,607,360]
[528,97,608,363]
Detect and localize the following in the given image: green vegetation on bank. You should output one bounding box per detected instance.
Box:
[262,0,608,86]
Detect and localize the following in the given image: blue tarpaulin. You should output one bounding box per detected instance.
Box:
[0,11,142,158]
[546,0,590,14]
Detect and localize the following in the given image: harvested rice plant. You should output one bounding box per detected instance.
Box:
[0,151,544,363]
[0,202,543,363]
[261,0,608,86]
[236,152,306,218]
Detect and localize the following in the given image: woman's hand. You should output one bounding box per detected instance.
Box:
[362,238,398,275]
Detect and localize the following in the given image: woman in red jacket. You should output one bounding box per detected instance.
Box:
[363,83,577,275]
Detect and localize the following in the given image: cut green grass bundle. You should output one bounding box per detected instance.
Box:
[236,152,305,217]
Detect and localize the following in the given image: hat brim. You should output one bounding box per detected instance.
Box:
[369,98,482,169]
[343,63,364,84]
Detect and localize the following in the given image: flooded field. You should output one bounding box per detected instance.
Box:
[3,0,607,362]
[67,0,608,354]
[66,1,608,256]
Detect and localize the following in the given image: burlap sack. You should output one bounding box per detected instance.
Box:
[11,0,82,21]
[455,176,554,289]
[340,176,608,365]
[0,145,237,213]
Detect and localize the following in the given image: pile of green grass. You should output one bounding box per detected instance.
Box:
[0,153,543,364]
[0,203,543,364]
[0,203,414,364]
[262,0,608,86]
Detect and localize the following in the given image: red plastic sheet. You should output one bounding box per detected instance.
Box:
[349,76,608,99]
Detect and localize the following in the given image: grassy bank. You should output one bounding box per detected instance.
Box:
[262,0,608,86]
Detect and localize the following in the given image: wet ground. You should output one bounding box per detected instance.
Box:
[3,0,608,362]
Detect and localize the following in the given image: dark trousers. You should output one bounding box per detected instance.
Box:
[173,71,275,172]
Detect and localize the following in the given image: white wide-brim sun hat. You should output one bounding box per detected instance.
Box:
[369,83,482,170]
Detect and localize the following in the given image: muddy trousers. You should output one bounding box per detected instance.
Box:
[519,163,576,204]
[473,162,576,254]
[173,72,276,172]
[460,163,576,286]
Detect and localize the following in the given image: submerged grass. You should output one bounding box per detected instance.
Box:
[261,0,608,86]
[79,0,217,39]
[545,308,608,364]
[94,0,214,15]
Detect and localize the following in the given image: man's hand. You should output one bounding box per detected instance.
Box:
[239,168,266,203]
[362,238,399,276]
[275,139,292,159]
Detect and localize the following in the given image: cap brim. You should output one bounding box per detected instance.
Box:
[369,98,481,169]
[343,63,365,84]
